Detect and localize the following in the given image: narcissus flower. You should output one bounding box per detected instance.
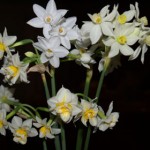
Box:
[9,116,38,144]
[0,28,17,59]
[33,36,69,68]
[0,53,29,85]
[33,117,61,139]
[47,87,81,123]
[0,109,8,136]
[27,0,67,38]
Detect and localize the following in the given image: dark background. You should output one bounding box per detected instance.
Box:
[0,0,150,150]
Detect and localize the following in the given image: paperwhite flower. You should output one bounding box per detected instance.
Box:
[0,28,17,59]
[103,23,138,58]
[9,116,38,144]
[81,5,117,44]
[27,0,67,38]
[0,109,8,136]
[0,53,29,85]
[50,17,78,49]
[115,9,135,25]
[33,117,61,139]
[129,30,150,63]
[47,87,81,123]
[97,102,119,131]
[33,36,69,68]
[80,99,98,127]
[0,85,16,112]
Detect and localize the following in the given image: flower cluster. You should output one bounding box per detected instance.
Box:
[0,0,149,149]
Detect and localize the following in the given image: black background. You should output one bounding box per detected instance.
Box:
[0,0,150,150]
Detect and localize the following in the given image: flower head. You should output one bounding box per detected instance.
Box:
[47,87,81,123]
[9,116,38,144]
[0,53,29,85]
[33,117,61,139]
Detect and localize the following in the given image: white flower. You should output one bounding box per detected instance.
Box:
[115,9,135,25]
[70,48,96,69]
[80,99,98,127]
[33,117,61,139]
[97,102,119,131]
[9,116,38,144]
[0,53,29,85]
[47,87,81,123]
[27,0,67,38]
[50,17,78,49]
[0,28,17,59]
[0,85,16,112]
[81,5,117,44]
[103,24,138,58]
[33,36,69,68]
[0,109,8,136]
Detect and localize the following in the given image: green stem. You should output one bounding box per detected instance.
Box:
[61,123,66,150]
[76,68,93,150]
[43,140,48,150]
[50,68,61,150]
[84,57,110,150]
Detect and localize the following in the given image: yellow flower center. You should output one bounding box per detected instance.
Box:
[40,126,50,137]
[0,42,6,51]
[0,120,4,128]
[16,128,27,137]
[59,27,64,33]
[7,65,19,77]
[45,16,51,23]
[117,36,127,45]
[56,102,72,114]
[83,109,96,120]
[117,14,127,24]
[92,13,102,24]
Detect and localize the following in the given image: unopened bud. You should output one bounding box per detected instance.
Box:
[140,16,148,26]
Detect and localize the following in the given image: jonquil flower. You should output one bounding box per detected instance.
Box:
[33,117,61,139]
[9,116,38,144]
[33,36,69,68]
[0,85,16,112]
[80,99,98,126]
[0,109,8,136]
[97,102,119,131]
[0,53,29,85]
[0,28,17,59]
[47,87,81,123]
[27,0,67,38]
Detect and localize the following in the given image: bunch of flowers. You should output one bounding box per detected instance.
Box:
[0,0,149,150]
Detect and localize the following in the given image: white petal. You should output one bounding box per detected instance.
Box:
[72,106,82,116]
[101,22,114,36]
[124,10,135,22]
[33,4,45,19]
[48,37,60,49]
[120,45,134,56]
[27,18,44,28]
[49,56,60,68]
[60,36,71,49]
[81,99,91,110]
[33,123,42,128]
[23,119,32,128]
[106,101,113,116]
[129,46,141,61]
[90,25,102,44]
[141,44,148,63]
[12,116,22,128]
[51,128,61,134]
[29,128,38,137]
[40,53,48,63]
[81,22,93,35]
[99,123,109,131]
[108,42,120,58]
[103,38,115,46]
[60,113,70,122]
[67,30,78,40]
[46,0,57,14]
[81,117,87,126]
[53,46,69,58]
[43,24,52,39]
[127,36,139,45]
[100,5,109,17]
[57,9,68,17]
[89,117,98,126]
[63,17,77,29]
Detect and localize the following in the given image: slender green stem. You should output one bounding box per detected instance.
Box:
[76,68,93,150]
[41,73,51,99]
[43,140,48,150]
[61,123,66,150]
[84,57,110,150]
[50,68,61,150]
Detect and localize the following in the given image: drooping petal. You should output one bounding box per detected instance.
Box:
[120,45,134,56]
[101,22,114,36]
[49,56,60,68]
[129,46,141,61]
[108,42,120,58]
[90,25,101,44]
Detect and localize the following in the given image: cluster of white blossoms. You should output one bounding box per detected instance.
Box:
[0,0,149,147]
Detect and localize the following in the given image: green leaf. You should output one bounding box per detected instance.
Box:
[10,39,33,48]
